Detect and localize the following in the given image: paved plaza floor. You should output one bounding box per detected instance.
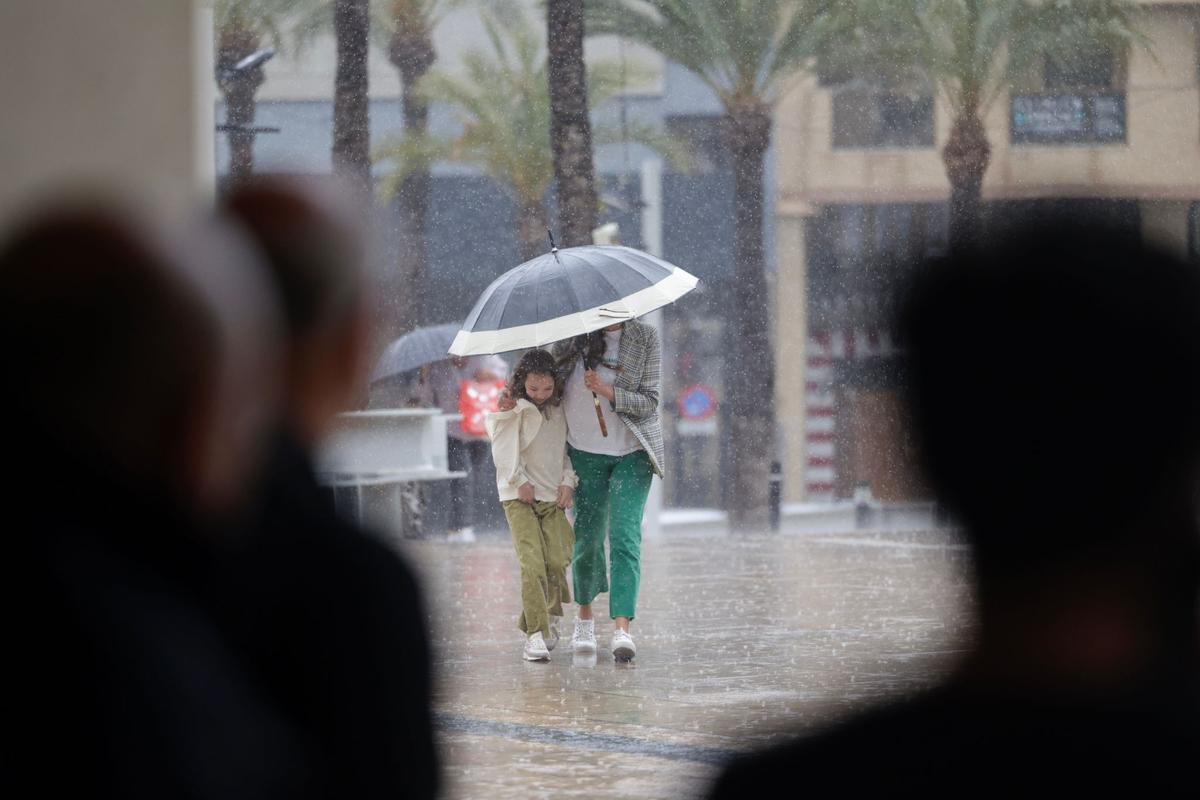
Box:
[400,525,975,799]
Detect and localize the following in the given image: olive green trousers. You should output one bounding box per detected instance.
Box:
[503,500,575,637]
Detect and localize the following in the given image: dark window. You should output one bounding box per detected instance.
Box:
[1045,50,1115,90]
[820,54,934,149]
[831,88,934,149]
[807,203,949,328]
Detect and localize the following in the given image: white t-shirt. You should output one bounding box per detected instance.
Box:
[563,329,642,457]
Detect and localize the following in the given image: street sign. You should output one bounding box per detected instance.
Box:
[678,384,717,421]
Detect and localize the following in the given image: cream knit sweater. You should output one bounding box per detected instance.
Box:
[485,398,578,503]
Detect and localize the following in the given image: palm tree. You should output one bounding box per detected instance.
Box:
[586,0,843,528]
[548,0,599,247]
[373,0,499,332]
[843,0,1142,247]
[215,0,316,178]
[375,9,683,261]
[333,0,373,194]
[380,1,440,331]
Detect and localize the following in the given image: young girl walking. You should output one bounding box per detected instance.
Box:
[486,349,577,661]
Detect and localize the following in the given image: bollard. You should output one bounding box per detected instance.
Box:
[854,482,874,530]
[769,460,783,532]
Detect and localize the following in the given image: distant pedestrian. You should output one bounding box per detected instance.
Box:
[487,349,577,662]
[427,354,508,542]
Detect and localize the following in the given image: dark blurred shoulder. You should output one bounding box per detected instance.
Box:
[710,693,950,797]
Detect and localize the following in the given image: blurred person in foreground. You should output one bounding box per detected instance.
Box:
[3,200,309,797]
[221,177,438,800]
[710,222,1200,795]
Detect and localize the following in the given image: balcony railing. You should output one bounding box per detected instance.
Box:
[1010,92,1126,145]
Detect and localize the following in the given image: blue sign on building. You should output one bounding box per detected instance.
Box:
[678,385,717,421]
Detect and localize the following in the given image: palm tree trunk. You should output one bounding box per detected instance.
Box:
[723,104,776,530]
[943,111,991,249]
[388,26,437,337]
[517,197,549,262]
[222,77,259,179]
[333,0,372,195]
[547,0,598,247]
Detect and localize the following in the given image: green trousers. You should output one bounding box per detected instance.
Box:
[503,500,575,638]
[569,447,654,620]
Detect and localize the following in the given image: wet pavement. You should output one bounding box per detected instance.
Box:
[399,525,975,799]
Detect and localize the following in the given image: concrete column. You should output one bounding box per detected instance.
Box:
[1141,200,1192,259]
[775,213,809,504]
[0,0,215,226]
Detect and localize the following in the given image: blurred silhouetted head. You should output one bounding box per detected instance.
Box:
[0,200,281,516]
[222,177,371,445]
[901,220,1200,582]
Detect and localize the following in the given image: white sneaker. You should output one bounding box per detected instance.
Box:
[546,616,562,651]
[571,618,596,654]
[612,628,636,660]
[446,527,476,543]
[523,631,550,661]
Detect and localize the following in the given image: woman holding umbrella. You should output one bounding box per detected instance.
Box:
[452,240,694,661]
[549,319,663,660]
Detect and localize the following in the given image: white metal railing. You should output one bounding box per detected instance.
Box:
[317,409,465,524]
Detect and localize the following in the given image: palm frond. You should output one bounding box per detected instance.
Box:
[587,0,846,110]
[373,132,454,198]
[593,120,694,173]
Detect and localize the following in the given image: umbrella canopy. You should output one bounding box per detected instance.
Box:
[449,245,698,355]
[371,322,461,383]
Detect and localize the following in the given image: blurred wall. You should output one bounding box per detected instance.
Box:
[0,0,214,225]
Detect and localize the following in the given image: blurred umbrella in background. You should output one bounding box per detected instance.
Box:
[371,322,461,383]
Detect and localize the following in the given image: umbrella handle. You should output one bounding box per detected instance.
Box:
[592,393,609,437]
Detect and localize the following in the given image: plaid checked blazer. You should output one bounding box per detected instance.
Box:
[551,320,665,478]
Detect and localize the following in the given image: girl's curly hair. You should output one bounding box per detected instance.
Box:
[507,348,564,407]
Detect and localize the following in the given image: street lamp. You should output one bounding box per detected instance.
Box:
[216,47,276,84]
[216,48,280,176]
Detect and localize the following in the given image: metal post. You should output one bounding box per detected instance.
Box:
[854,482,873,530]
[769,460,783,531]
[641,157,664,538]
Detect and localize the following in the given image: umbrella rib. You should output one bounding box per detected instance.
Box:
[610,246,671,282]
[482,264,532,334]
[568,250,633,314]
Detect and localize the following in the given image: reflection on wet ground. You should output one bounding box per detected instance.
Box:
[400,526,974,799]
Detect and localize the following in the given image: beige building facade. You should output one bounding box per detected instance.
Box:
[0,0,216,225]
[774,0,1200,504]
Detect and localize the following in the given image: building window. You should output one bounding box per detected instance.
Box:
[807,202,949,328]
[1044,50,1115,90]
[832,88,935,149]
[1011,49,1126,145]
[820,58,934,149]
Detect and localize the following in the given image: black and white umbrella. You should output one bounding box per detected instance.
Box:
[448,244,698,356]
